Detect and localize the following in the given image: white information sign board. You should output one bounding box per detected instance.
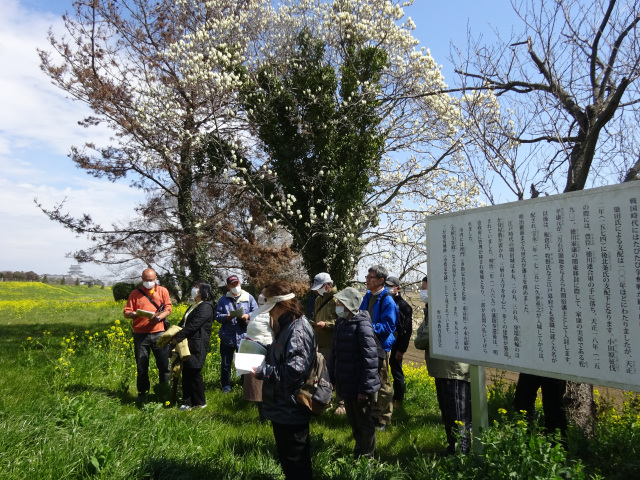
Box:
[426,182,640,391]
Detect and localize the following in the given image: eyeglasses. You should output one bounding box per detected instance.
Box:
[365,275,380,280]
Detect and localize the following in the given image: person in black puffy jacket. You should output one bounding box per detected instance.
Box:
[329,287,381,459]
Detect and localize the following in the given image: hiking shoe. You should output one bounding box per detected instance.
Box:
[179,405,191,411]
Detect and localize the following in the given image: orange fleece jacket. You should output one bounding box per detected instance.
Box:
[123,286,172,333]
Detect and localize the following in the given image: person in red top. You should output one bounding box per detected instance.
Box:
[123,268,173,403]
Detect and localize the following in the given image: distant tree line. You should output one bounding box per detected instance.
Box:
[0,271,40,282]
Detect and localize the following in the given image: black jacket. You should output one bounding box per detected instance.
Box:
[391,294,413,353]
[329,310,381,400]
[173,301,214,369]
[257,312,316,425]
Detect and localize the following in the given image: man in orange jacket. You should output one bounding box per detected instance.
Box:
[123,268,172,403]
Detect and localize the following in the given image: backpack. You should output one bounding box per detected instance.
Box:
[295,347,333,415]
[378,292,407,336]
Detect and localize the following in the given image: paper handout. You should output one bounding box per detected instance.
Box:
[238,338,267,356]
[135,309,155,319]
[234,352,265,377]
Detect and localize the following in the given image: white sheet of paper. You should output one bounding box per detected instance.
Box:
[238,339,267,356]
[234,352,265,377]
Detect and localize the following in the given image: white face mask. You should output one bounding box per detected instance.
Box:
[317,285,325,296]
[191,287,199,299]
[420,289,429,303]
[231,285,241,295]
[335,305,349,318]
[143,280,155,290]
[258,294,266,306]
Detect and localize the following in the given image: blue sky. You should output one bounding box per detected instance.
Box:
[0,0,520,280]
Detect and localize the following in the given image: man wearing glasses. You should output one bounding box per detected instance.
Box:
[360,265,399,431]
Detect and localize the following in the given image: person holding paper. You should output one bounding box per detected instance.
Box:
[216,275,258,393]
[169,281,214,410]
[310,272,344,415]
[360,265,398,431]
[123,268,172,404]
[242,291,275,422]
[253,282,316,480]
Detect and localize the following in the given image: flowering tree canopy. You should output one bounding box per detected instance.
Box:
[39,0,481,289]
[181,0,480,286]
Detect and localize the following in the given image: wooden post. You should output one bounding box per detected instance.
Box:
[470,365,488,455]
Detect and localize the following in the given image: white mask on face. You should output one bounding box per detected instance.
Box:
[143,281,155,290]
[191,287,199,299]
[420,289,429,303]
[335,306,349,318]
[231,285,241,295]
[258,294,266,306]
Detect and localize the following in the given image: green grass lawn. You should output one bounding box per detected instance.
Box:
[0,283,635,479]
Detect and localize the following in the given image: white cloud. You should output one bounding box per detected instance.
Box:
[0,0,112,157]
[0,168,144,277]
[0,1,140,279]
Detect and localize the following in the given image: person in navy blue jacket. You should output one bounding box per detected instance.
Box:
[215,275,257,393]
[360,265,399,430]
[330,287,381,458]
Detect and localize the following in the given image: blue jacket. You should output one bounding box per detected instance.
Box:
[360,286,398,351]
[216,290,258,348]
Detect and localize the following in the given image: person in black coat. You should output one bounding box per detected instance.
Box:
[329,287,381,459]
[253,281,316,480]
[385,276,413,406]
[171,281,215,410]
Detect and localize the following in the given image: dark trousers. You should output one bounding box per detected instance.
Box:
[133,332,170,395]
[344,397,376,458]
[182,365,206,407]
[434,377,472,454]
[514,373,567,436]
[219,343,237,389]
[271,422,312,480]
[389,348,405,402]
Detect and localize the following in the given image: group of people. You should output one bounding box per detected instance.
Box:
[122,265,499,479]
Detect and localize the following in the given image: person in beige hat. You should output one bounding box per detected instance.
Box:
[329,287,381,458]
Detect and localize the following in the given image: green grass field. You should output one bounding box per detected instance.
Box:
[0,282,636,479]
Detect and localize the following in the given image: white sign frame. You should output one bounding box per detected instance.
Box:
[426,182,640,391]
